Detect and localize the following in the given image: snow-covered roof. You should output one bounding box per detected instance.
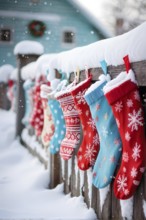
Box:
[0,64,14,83]
[14,40,44,55]
[67,0,112,38]
[48,22,146,79]
[21,62,37,80]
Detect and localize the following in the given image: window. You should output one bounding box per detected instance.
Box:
[63,31,74,44]
[0,29,11,42]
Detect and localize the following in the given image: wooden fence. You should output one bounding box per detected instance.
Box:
[17,53,146,219]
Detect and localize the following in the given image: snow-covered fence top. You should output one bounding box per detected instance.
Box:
[48,22,146,79]
[0,64,14,83]
[14,40,44,56]
[21,62,37,81]
[35,53,57,80]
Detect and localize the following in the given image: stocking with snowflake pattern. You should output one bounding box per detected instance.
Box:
[71,76,99,170]
[40,84,55,149]
[84,77,122,188]
[56,90,82,160]
[48,97,66,154]
[104,69,146,199]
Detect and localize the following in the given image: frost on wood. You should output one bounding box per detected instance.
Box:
[48,22,146,78]
[120,197,134,220]
[0,64,14,83]
[14,40,44,55]
[99,185,110,212]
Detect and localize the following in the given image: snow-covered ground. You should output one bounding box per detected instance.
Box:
[0,109,97,220]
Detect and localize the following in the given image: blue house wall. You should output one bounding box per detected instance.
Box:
[0,0,106,66]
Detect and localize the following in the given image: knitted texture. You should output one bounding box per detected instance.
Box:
[104,71,146,199]
[48,99,66,154]
[56,91,81,160]
[22,79,34,126]
[29,82,44,136]
[71,77,99,170]
[41,98,55,148]
[85,80,122,188]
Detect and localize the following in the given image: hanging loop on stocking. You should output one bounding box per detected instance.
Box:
[123,55,131,73]
[100,60,108,75]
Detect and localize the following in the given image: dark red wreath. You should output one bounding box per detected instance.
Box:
[28,20,46,37]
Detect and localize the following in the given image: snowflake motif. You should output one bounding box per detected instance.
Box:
[115,101,123,112]
[128,108,143,132]
[81,163,85,169]
[125,132,131,141]
[87,118,96,130]
[101,126,108,137]
[131,167,138,178]
[85,110,89,116]
[76,91,86,105]
[122,152,129,162]
[132,142,141,161]
[84,144,97,165]
[127,99,133,108]
[78,155,82,161]
[124,189,129,196]
[123,167,127,173]
[134,91,140,101]
[93,134,100,145]
[116,118,120,128]
[117,174,128,192]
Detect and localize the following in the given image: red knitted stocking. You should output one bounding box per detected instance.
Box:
[71,77,99,170]
[56,91,81,160]
[104,70,146,199]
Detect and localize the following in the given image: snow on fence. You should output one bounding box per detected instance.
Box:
[16,24,146,220]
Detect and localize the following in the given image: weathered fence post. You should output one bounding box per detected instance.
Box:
[0,82,10,110]
[14,41,44,137]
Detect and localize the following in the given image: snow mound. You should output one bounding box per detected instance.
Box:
[0,64,14,83]
[14,40,44,55]
[21,62,37,80]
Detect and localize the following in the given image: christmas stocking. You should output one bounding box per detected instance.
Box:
[84,78,122,188]
[56,90,81,160]
[22,79,34,126]
[40,85,55,149]
[71,76,99,170]
[30,80,44,136]
[104,69,146,199]
[48,97,66,154]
